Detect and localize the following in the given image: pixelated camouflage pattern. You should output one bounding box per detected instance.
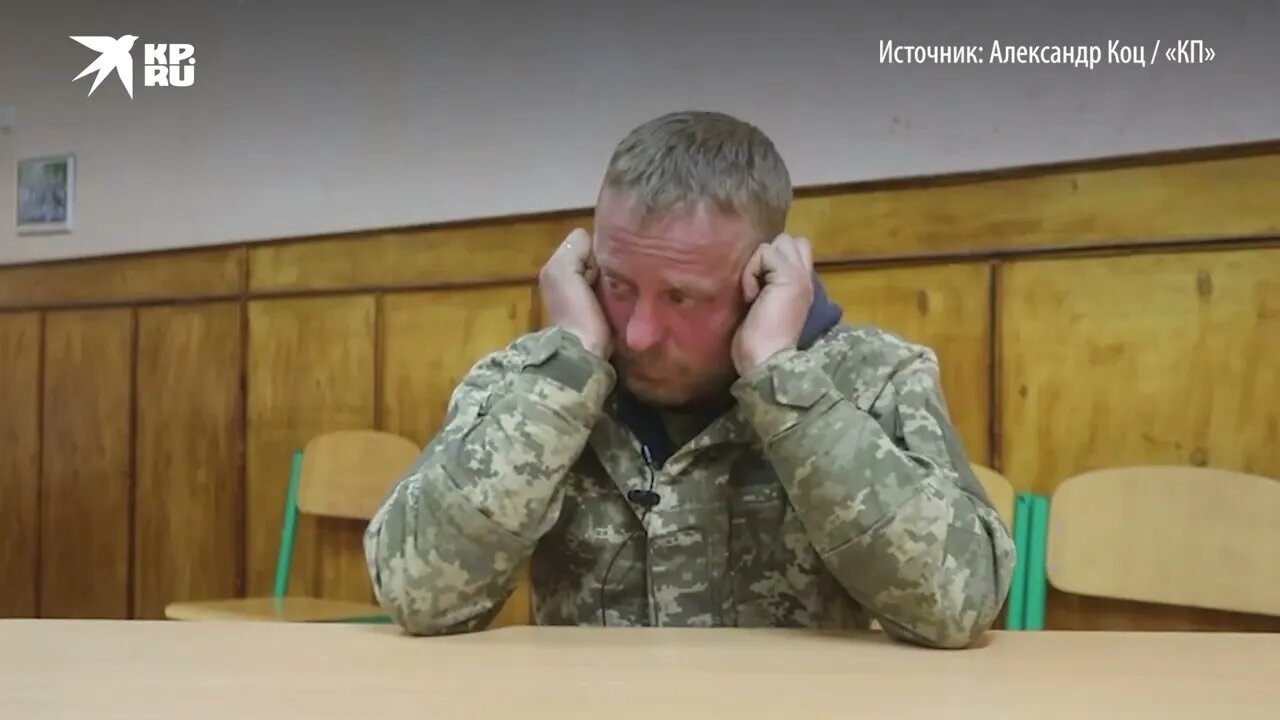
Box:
[364,324,1016,648]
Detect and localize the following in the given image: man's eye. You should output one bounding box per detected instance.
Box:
[667,290,694,307]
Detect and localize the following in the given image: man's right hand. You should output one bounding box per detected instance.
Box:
[538,228,612,359]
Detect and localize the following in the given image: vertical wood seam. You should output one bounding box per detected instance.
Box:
[989,260,1003,472]
[127,308,139,618]
[237,248,250,598]
[528,283,541,330]
[374,292,385,430]
[34,311,46,618]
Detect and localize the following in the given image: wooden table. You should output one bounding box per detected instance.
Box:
[5,619,1279,718]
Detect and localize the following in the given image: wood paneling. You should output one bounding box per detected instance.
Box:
[0,313,41,617]
[1001,248,1280,491]
[246,296,376,602]
[134,303,243,619]
[380,286,537,445]
[249,152,1280,294]
[0,247,244,308]
[40,309,134,618]
[789,154,1280,261]
[0,153,1274,303]
[249,220,583,294]
[821,263,992,463]
[1001,246,1280,630]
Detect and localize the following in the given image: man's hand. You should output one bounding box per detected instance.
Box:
[539,228,612,359]
[732,234,815,374]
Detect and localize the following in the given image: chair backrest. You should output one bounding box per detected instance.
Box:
[296,429,422,521]
[1045,465,1280,618]
[971,463,1016,531]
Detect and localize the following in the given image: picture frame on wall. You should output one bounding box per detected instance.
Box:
[16,153,75,234]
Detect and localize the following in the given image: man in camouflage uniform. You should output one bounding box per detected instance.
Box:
[364,111,1015,648]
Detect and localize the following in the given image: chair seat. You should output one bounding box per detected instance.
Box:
[165,596,389,623]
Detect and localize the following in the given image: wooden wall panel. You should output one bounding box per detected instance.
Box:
[246,296,376,602]
[789,154,1280,261]
[0,150,1274,305]
[0,247,244,308]
[380,285,538,627]
[820,263,992,464]
[0,153,1272,302]
[0,313,41,617]
[40,309,134,618]
[380,286,537,445]
[249,220,583,293]
[1001,246,1280,631]
[246,150,1280,294]
[134,303,243,619]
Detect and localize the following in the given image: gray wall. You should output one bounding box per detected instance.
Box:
[0,0,1275,264]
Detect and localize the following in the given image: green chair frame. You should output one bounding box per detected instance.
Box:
[274,450,393,624]
[1004,492,1049,630]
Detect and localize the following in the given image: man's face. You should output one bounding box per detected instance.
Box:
[592,188,758,408]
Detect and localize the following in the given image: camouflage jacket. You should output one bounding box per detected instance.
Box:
[365,312,1016,648]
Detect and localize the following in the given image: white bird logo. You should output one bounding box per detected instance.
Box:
[69,35,139,98]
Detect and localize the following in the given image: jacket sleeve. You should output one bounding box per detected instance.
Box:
[730,345,1015,649]
[363,328,616,635]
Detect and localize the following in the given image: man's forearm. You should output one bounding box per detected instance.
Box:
[364,329,615,634]
[732,348,1015,648]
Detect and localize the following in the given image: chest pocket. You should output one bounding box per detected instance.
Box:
[729,476,787,562]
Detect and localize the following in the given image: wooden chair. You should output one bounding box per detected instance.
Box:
[971,463,1016,531]
[1017,465,1280,628]
[165,429,421,622]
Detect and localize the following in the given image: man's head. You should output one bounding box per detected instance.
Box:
[591,110,793,409]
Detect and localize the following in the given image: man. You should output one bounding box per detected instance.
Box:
[364,110,1015,649]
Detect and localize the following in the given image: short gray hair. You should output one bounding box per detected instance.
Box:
[599,110,792,243]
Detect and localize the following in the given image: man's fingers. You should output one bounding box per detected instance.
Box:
[773,235,801,267]
[741,244,765,302]
[556,228,597,278]
[744,240,798,302]
[742,273,759,303]
[560,228,592,260]
[564,227,590,246]
[758,243,786,282]
[767,234,810,270]
[796,236,813,271]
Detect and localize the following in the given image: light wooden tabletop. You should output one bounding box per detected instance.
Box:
[5,619,1279,719]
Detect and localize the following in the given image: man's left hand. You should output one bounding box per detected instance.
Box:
[732,234,815,374]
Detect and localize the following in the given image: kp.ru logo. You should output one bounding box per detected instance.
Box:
[70,35,195,98]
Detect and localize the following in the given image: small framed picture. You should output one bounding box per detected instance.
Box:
[16,154,75,234]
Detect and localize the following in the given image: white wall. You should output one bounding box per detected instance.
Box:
[0,0,1277,265]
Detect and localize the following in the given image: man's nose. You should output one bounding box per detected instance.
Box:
[624,297,664,353]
